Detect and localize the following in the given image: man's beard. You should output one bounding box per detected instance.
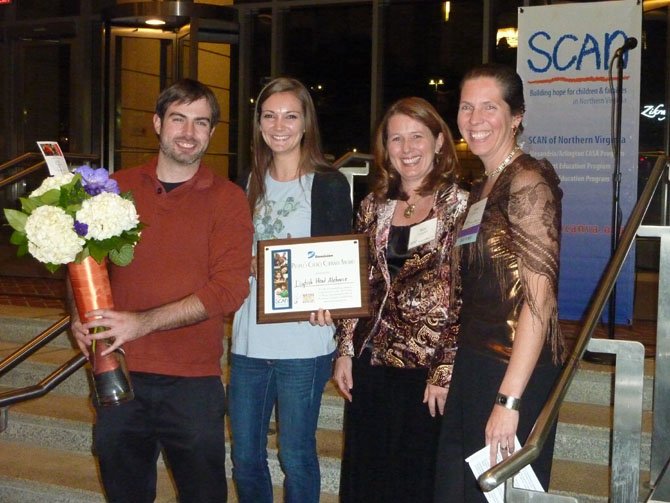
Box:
[159,137,207,166]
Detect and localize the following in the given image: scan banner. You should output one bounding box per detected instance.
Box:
[517,0,642,323]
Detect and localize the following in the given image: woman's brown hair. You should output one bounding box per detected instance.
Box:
[371,97,459,202]
[247,77,331,213]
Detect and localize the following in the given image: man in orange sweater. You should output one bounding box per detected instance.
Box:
[71,79,253,502]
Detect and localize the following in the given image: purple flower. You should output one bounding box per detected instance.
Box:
[74,220,89,237]
[75,165,120,196]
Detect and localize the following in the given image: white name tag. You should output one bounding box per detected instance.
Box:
[408,217,437,249]
[456,198,487,246]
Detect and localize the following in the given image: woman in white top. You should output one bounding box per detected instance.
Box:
[229,77,352,503]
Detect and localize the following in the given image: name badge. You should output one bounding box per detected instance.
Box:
[456,198,487,246]
[408,217,437,249]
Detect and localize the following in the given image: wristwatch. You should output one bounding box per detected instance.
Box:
[495,392,521,411]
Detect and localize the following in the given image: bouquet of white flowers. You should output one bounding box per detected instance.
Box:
[4,165,142,272]
[3,165,143,406]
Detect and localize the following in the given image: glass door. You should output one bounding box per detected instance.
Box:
[15,40,72,155]
[104,27,175,173]
[102,4,238,178]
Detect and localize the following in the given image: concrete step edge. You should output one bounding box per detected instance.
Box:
[0,316,72,349]
[6,402,652,476]
[0,476,106,503]
[549,458,651,502]
[0,441,650,503]
[0,436,343,498]
[3,353,653,410]
[0,363,91,397]
[554,422,651,468]
[564,370,653,409]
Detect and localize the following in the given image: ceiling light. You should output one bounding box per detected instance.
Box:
[145,18,166,26]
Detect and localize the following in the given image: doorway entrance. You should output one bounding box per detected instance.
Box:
[101,2,239,179]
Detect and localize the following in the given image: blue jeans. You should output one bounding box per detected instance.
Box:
[228,352,333,503]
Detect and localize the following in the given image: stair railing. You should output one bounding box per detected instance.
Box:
[0,315,86,432]
[0,152,100,432]
[333,151,374,206]
[479,154,669,501]
[639,208,670,499]
[0,152,100,189]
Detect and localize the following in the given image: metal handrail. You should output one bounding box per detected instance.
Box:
[0,316,70,375]
[0,152,99,410]
[0,314,87,409]
[0,159,48,189]
[479,154,669,492]
[0,152,100,190]
[0,152,41,172]
[333,151,374,169]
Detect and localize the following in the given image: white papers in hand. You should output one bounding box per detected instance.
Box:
[465,437,544,503]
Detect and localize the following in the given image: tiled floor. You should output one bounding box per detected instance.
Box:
[0,275,659,356]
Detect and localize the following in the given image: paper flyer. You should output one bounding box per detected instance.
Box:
[37,141,69,175]
[465,437,544,502]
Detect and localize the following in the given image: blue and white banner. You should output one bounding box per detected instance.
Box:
[517,0,642,323]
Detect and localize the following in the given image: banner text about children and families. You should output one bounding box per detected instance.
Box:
[517,0,641,323]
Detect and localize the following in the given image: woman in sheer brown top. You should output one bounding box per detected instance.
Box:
[434,63,565,502]
[334,97,467,502]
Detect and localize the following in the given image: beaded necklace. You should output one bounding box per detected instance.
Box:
[485,145,521,178]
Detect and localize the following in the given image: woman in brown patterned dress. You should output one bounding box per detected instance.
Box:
[434,63,565,502]
[333,97,468,502]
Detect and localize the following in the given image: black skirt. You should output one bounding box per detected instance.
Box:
[433,346,561,502]
[339,349,442,503]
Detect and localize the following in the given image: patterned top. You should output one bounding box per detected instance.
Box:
[335,183,468,387]
[232,172,338,359]
[458,153,565,365]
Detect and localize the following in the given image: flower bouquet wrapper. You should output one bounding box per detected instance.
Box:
[68,256,134,406]
[3,165,141,406]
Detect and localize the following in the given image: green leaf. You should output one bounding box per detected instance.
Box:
[9,229,27,246]
[19,197,40,214]
[109,244,134,267]
[59,175,87,208]
[4,209,27,233]
[44,262,62,274]
[64,202,82,216]
[37,189,61,206]
[16,242,29,257]
[87,242,107,263]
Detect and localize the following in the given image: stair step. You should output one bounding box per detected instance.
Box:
[0,440,652,503]
[1,317,72,349]
[0,312,657,502]
[3,388,654,501]
[0,440,177,502]
[4,388,344,450]
[7,389,653,467]
[0,435,341,501]
[0,342,90,396]
[555,401,652,468]
[564,360,654,410]
[549,458,651,502]
[1,389,344,497]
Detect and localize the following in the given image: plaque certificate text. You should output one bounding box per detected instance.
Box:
[257,234,370,323]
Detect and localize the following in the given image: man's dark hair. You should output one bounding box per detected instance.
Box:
[155,78,220,127]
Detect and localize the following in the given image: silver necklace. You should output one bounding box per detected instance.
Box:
[485,145,521,178]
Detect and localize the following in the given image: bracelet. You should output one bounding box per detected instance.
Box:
[495,392,521,411]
